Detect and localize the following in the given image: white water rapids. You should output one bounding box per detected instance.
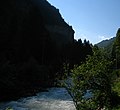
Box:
[0,88,76,110]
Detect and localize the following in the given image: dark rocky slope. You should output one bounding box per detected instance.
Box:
[0,0,74,101]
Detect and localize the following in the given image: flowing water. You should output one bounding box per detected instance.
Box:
[0,88,76,110]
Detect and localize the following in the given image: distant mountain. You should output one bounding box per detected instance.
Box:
[95,37,116,55]
[96,37,115,48]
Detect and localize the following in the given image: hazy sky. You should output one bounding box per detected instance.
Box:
[48,0,120,44]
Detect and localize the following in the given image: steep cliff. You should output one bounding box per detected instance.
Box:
[0,0,74,62]
[0,0,74,100]
[31,0,74,47]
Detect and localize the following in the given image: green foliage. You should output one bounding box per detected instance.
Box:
[113,77,120,96]
[112,28,120,69]
[72,46,114,110]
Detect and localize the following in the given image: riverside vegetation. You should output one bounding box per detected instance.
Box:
[62,29,120,110]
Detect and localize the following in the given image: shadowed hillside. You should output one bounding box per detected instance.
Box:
[0,0,93,101]
[0,0,75,101]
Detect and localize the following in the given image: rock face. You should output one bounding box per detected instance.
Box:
[45,25,74,47]
[32,0,74,47]
[0,0,75,66]
[0,0,74,100]
[0,0,74,53]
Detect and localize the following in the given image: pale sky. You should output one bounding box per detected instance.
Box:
[48,0,120,44]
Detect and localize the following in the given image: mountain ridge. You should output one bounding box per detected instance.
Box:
[96,37,115,48]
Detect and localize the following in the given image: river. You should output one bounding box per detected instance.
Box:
[0,88,76,110]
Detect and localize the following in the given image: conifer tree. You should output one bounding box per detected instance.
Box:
[112,28,120,69]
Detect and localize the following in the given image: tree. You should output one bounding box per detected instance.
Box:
[112,28,120,70]
[71,46,114,110]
